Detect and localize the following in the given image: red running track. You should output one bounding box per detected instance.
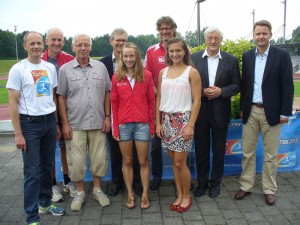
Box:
[0,105,10,120]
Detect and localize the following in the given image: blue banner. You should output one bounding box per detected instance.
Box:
[56,114,300,182]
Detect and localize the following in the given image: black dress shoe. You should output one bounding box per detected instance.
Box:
[133,182,143,196]
[107,183,122,196]
[209,184,220,198]
[194,184,208,197]
[150,178,161,190]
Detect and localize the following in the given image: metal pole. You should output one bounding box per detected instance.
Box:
[196,0,206,46]
[282,0,287,44]
[251,9,255,44]
[14,26,18,61]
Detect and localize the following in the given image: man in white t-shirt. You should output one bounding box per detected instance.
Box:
[6,31,65,225]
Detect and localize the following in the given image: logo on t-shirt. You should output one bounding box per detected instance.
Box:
[31,70,50,97]
[158,56,165,64]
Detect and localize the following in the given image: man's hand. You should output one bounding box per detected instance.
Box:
[280,117,289,124]
[62,124,73,140]
[204,86,222,99]
[102,117,111,133]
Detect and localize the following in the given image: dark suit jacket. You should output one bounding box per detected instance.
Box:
[240,45,294,126]
[100,54,114,80]
[192,50,240,128]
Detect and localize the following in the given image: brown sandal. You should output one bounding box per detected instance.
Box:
[141,196,150,209]
[126,194,135,209]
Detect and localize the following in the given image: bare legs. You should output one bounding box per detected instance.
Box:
[168,150,191,207]
[119,141,150,199]
[119,141,134,196]
[75,176,101,192]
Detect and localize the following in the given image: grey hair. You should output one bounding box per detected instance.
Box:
[110,28,128,40]
[72,33,92,45]
[204,26,223,38]
[46,28,64,39]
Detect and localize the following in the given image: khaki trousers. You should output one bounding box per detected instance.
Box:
[239,106,281,194]
[66,130,108,181]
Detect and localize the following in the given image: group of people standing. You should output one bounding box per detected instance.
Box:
[6,15,294,225]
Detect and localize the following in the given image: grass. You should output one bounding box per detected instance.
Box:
[0,59,17,75]
[0,80,8,105]
[294,81,300,96]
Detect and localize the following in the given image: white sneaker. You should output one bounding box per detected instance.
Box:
[93,189,110,207]
[71,192,86,211]
[64,182,77,197]
[52,185,63,202]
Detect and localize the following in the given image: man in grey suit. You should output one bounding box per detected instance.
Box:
[191,26,240,198]
[234,20,294,205]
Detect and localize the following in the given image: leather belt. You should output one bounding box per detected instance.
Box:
[252,102,264,108]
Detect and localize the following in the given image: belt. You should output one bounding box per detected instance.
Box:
[252,102,264,108]
[20,111,55,118]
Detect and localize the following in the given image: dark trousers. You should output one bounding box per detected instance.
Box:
[107,131,140,186]
[151,134,162,179]
[21,112,56,224]
[194,102,228,186]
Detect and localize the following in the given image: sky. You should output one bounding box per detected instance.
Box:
[0,0,299,41]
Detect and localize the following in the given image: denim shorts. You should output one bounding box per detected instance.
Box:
[119,122,150,142]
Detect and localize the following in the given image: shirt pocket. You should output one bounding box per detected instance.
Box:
[91,74,104,88]
[69,76,84,90]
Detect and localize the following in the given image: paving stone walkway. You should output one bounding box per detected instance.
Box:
[0,133,300,225]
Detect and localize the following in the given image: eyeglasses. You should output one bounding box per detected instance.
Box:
[159,27,172,32]
[206,36,221,42]
[74,43,91,48]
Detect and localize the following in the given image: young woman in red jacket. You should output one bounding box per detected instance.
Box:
[111,42,155,210]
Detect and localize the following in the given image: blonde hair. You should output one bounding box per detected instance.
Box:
[116,42,144,83]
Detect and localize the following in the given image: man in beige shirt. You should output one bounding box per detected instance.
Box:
[57,33,111,211]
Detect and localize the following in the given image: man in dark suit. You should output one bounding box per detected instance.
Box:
[234,20,294,205]
[100,28,142,196]
[191,26,240,198]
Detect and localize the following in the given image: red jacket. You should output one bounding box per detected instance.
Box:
[111,69,155,137]
[41,50,74,67]
[144,42,167,88]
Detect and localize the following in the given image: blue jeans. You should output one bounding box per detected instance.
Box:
[20,112,56,224]
[119,122,150,142]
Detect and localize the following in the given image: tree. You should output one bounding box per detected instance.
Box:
[184,27,205,48]
[91,34,111,57]
[185,31,198,48]
[291,26,300,43]
[62,37,73,55]
[129,34,158,58]
[0,30,15,58]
